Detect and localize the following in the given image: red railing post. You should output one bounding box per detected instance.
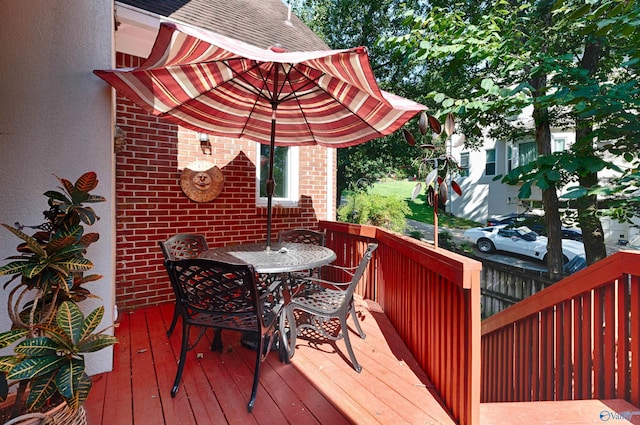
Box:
[320,220,482,425]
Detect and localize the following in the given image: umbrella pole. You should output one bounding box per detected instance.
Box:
[265,108,277,250]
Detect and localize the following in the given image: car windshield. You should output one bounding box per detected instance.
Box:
[514,226,537,241]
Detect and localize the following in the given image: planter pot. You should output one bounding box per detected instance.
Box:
[1,397,86,425]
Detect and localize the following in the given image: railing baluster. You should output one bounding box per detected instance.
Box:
[320,221,482,425]
[481,251,640,409]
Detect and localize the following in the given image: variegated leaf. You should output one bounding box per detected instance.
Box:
[55,225,84,241]
[39,325,73,349]
[54,358,84,399]
[66,371,92,409]
[26,373,57,410]
[86,195,106,203]
[46,236,78,254]
[26,262,48,279]
[58,257,93,272]
[43,190,71,204]
[0,329,29,349]
[77,334,118,353]
[0,355,22,372]
[0,224,46,257]
[0,261,30,277]
[15,337,59,356]
[75,171,98,192]
[48,244,85,260]
[76,207,98,225]
[57,302,84,345]
[76,273,102,285]
[80,232,100,245]
[80,306,104,339]
[56,176,75,197]
[8,356,65,380]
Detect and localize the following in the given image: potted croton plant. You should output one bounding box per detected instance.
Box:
[0,171,117,423]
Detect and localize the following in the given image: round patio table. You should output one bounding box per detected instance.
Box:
[198,242,336,274]
[198,242,336,352]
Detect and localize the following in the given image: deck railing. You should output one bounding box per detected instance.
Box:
[320,221,482,425]
[481,250,640,407]
[479,257,556,318]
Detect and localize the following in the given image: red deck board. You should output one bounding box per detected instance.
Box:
[84,301,454,425]
[480,399,640,425]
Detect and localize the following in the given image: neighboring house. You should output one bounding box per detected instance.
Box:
[0,0,334,376]
[447,111,637,243]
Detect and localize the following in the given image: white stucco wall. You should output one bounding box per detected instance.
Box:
[0,1,115,374]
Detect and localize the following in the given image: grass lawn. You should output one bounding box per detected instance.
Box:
[369,179,481,229]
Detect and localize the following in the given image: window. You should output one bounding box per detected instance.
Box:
[553,137,566,153]
[518,142,537,166]
[459,152,469,177]
[507,144,513,173]
[257,145,299,205]
[485,149,496,175]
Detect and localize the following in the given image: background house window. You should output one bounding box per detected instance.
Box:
[257,145,299,205]
[507,145,513,172]
[553,137,566,153]
[459,152,469,177]
[485,149,496,175]
[518,141,537,166]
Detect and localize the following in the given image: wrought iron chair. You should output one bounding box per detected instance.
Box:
[280,243,378,372]
[159,233,209,336]
[278,228,326,246]
[278,228,327,290]
[164,258,285,412]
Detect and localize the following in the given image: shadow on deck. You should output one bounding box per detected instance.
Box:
[85,299,456,425]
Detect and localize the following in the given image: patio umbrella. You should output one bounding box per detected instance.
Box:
[95,22,426,249]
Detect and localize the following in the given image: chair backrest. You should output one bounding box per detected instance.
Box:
[164,258,260,319]
[342,243,378,299]
[278,228,326,246]
[159,233,209,260]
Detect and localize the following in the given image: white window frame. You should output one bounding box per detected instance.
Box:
[256,145,299,207]
[485,149,496,176]
[517,141,537,167]
[552,137,566,153]
[459,152,469,177]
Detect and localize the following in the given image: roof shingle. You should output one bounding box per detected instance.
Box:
[118,0,329,51]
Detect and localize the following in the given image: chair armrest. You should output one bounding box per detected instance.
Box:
[297,276,350,291]
[321,263,356,277]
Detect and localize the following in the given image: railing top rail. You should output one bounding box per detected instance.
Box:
[320,220,482,289]
[482,250,640,335]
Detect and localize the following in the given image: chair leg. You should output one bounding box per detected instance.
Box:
[171,323,191,396]
[166,304,179,336]
[210,328,223,352]
[280,307,297,361]
[349,301,366,339]
[247,333,264,412]
[340,317,362,373]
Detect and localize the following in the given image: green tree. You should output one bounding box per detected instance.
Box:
[383,0,640,275]
[294,0,429,200]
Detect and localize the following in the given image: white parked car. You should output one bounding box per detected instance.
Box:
[463,225,586,264]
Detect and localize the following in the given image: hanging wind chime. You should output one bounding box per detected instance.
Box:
[403,112,465,249]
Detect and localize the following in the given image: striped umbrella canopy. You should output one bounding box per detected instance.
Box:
[95,21,426,247]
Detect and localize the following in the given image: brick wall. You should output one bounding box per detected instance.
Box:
[115,52,334,311]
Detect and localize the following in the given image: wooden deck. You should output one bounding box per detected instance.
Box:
[84,299,456,425]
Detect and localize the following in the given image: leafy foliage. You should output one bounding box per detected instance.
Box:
[0,172,115,418]
[338,191,411,233]
[1,302,116,410]
[293,0,429,199]
[380,0,640,267]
